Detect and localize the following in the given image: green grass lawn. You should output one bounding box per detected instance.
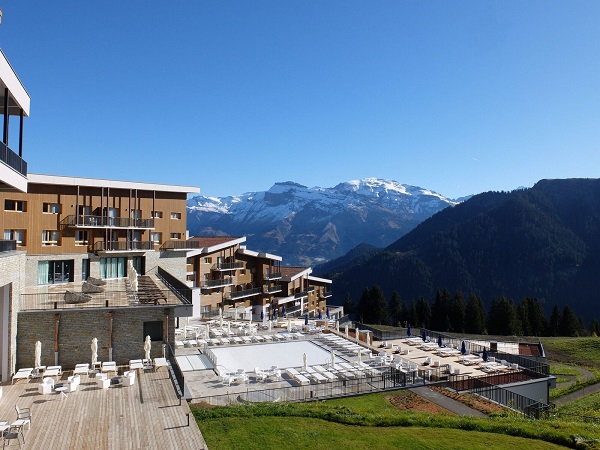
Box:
[200,417,572,450]
[192,393,600,449]
[559,391,600,418]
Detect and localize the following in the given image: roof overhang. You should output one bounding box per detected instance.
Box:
[28,173,200,194]
[186,236,246,258]
[0,49,30,116]
[281,267,312,282]
[307,275,332,284]
[237,247,282,262]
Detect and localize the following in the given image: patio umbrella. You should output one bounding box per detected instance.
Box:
[34,340,42,369]
[282,306,286,316]
[260,310,264,321]
[144,335,152,361]
[91,337,98,367]
[355,330,360,343]
[273,309,278,319]
[326,309,330,319]
[228,322,231,336]
[318,310,322,320]
[336,321,339,333]
[345,324,349,338]
[407,325,412,337]
[461,341,467,355]
[287,319,292,332]
[357,348,362,364]
[438,335,443,348]
[305,314,309,326]
[220,315,224,328]
[483,347,488,362]
[268,320,272,331]
[422,329,427,342]
[330,349,335,369]
[303,353,307,371]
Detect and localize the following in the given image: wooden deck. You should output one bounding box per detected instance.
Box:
[0,368,206,449]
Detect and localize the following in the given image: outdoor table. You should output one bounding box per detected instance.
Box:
[54,385,68,399]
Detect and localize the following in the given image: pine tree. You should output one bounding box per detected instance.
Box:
[451,290,466,333]
[415,296,432,329]
[549,304,562,337]
[356,287,371,324]
[407,300,418,328]
[487,296,519,336]
[343,293,355,316]
[388,291,404,327]
[560,305,581,337]
[465,293,486,334]
[369,285,389,325]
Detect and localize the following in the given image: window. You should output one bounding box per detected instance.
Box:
[132,256,145,275]
[100,257,126,279]
[151,211,163,218]
[203,257,212,264]
[239,269,246,275]
[38,260,74,284]
[150,232,162,244]
[78,205,91,216]
[4,199,26,212]
[143,321,163,342]
[75,231,89,245]
[201,305,211,314]
[42,230,60,246]
[4,229,25,245]
[130,209,141,219]
[170,232,181,239]
[43,203,61,214]
[170,212,181,220]
[82,259,90,281]
[132,231,142,241]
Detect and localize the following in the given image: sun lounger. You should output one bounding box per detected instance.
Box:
[129,359,144,370]
[241,336,252,344]
[101,362,116,374]
[12,368,33,384]
[220,338,230,345]
[307,372,327,383]
[45,365,62,377]
[74,363,90,376]
[154,358,168,371]
[232,337,243,345]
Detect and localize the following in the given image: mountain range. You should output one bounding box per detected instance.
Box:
[187,178,457,266]
[318,178,600,320]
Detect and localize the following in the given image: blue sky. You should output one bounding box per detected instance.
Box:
[2,1,599,199]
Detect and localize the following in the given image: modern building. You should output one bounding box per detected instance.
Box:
[0,47,201,382]
[179,236,332,320]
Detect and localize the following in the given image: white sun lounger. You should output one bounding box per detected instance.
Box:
[12,368,33,384]
[45,365,63,377]
[74,363,90,376]
[101,362,116,374]
[263,335,273,342]
[241,336,252,344]
[232,337,243,345]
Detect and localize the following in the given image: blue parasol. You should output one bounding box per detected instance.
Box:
[437,335,443,347]
[461,341,467,355]
[273,310,278,319]
[326,308,330,319]
[407,325,412,337]
[318,310,322,320]
[483,347,488,362]
[282,306,286,316]
[305,314,309,326]
[422,329,427,342]
[260,310,264,321]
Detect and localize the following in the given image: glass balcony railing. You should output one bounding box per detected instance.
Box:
[92,241,153,252]
[224,287,262,301]
[201,277,233,288]
[0,240,17,252]
[212,262,244,271]
[61,215,154,229]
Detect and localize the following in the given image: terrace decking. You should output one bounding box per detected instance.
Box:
[0,368,206,449]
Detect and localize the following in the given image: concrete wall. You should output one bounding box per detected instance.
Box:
[16,306,177,369]
[503,378,551,404]
[0,251,26,382]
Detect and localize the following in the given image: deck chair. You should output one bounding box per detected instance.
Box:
[11,368,33,384]
[15,405,31,424]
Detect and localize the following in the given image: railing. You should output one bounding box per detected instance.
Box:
[189,366,414,404]
[60,215,154,229]
[264,272,282,280]
[0,141,27,176]
[294,288,315,299]
[467,340,550,376]
[0,240,17,252]
[92,241,153,252]
[263,284,282,294]
[321,291,333,298]
[448,374,554,419]
[157,266,193,305]
[202,277,233,288]
[165,341,185,398]
[224,287,262,301]
[212,262,244,271]
[160,240,204,250]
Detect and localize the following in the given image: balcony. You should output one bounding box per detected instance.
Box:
[224,287,262,301]
[61,215,155,230]
[160,240,204,251]
[201,277,233,289]
[212,262,244,271]
[294,287,315,299]
[264,271,282,280]
[263,284,282,294]
[321,291,333,299]
[0,240,16,252]
[92,241,153,252]
[0,141,27,176]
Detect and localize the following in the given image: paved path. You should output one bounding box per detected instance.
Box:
[409,386,486,417]
[554,381,600,406]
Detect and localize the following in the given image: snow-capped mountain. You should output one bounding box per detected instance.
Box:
[187,178,458,266]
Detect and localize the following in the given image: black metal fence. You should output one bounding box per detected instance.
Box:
[191,366,419,405]
[355,322,407,340]
[448,373,553,419]
[0,239,16,252]
[157,266,192,304]
[165,341,185,398]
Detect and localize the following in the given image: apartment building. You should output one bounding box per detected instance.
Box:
[182,236,332,319]
[0,47,200,382]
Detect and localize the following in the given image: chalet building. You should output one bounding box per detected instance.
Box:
[182,236,332,319]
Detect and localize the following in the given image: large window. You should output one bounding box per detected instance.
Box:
[42,203,61,214]
[38,260,74,285]
[4,199,26,212]
[143,321,163,342]
[75,231,89,245]
[130,209,141,219]
[4,230,25,246]
[132,256,145,275]
[82,259,90,281]
[100,257,127,279]
[150,232,161,244]
[42,230,60,246]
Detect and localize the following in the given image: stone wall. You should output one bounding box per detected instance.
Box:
[25,253,89,286]
[16,306,177,370]
[0,251,26,382]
